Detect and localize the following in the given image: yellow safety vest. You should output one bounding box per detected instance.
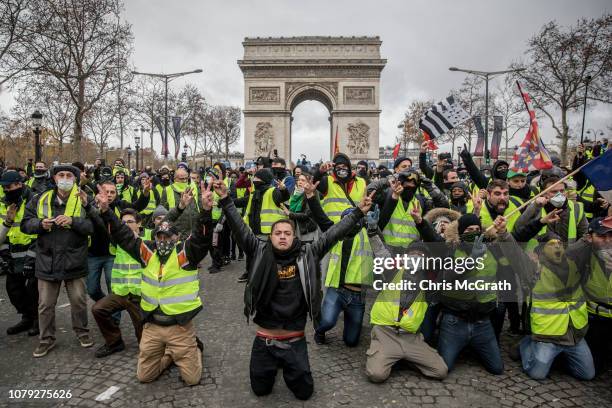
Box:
[381,198,421,249]
[140,248,201,315]
[441,248,498,303]
[212,178,230,221]
[530,260,587,336]
[164,184,199,212]
[0,200,37,248]
[243,187,287,234]
[111,247,142,296]
[138,190,157,215]
[578,182,595,219]
[583,254,612,318]
[326,229,374,287]
[525,201,584,252]
[370,271,428,333]
[37,185,82,219]
[321,176,366,223]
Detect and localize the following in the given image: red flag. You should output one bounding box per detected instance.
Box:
[392,143,401,159]
[333,125,340,155]
[509,82,553,172]
[423,131,438,150]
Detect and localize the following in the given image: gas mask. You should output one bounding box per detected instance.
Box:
[542,239,565,264]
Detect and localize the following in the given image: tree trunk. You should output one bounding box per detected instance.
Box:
[504,130,509,162]
[73,79,86,157]
[560,109,569,166]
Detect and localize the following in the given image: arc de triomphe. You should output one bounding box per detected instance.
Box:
[238,36,387,162]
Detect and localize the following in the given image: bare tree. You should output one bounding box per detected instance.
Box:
[398,99,433,155]
[510,15,612,165]
[451,75,488,154]
[207,106,241,161]
[493,82,528,161]
[84,94,118,157]
[0,0,29,88]
[130,76,164,150]
[11,77,75,161]
[16,0,133,157]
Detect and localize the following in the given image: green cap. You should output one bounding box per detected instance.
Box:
[507,169,527,179]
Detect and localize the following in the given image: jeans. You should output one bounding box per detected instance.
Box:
[520,336,595,380]
[437,312,504,374]
[86,256,115,301]
[315,286,365,347]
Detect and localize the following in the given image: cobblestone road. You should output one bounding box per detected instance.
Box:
[0,258,611,407]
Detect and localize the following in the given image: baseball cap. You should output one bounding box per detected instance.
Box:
[588,216,612,235]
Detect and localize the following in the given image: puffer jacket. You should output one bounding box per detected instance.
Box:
[219,195,365,327]
[21,189,93,281]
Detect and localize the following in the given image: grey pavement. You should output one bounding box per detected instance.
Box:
[0,257,611,408]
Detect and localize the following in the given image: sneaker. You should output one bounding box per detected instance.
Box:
[33,341,55,358]
[208,265,222,274]
[237,272,248,283]
[95,340,125,358]
[28,321,39,337]
[78,334,94,348]
[7,318,33,335]
[314,332,326,345]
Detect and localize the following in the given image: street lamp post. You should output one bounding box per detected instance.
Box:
[31,110,43,162]
[580,76,592,144]
[131,69,203,161]
[127,146,132,170]
[449,66,525,164]
[134,131,141,173]
[182,142,188,163]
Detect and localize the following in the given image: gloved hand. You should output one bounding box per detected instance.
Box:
[214,223,224,233]
[470,234,487,259]
[23,257,35,278]
[420,176,433,187]
[366,205,380,235]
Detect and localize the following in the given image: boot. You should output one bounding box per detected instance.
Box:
[7,318,33,335]
[28,320,39,336]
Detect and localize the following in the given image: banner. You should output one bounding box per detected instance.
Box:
[473,116,485,157]
[154,116,168,157]
[172,116,182,160]
[490,116,503,159]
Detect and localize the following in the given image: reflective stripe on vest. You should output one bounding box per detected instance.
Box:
[584,254,612,318]
[322,176,366,223]
[370,271,428,333]
[441,249,497,303]
[37,185,82,219]
[243,187,287,234]
[326,229,373,287]
[0,200,37,246]
[140,248,201,315]
[530,260,587,336]
[526,200,583,251]
[111,247,142,296]
[381,198,421,248]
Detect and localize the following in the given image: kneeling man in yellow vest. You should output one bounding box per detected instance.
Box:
[91,209,149,358]
[519,236,595,380]
[366,238,448,382]
[96,182,213,386]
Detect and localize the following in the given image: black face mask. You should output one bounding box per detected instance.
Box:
[509,184,531,201]
[160,178,170,186]
[443,182,454,191]
[400,188,415,202]
[495,169,508,180]
[34,169,47,178]
[4,188,23,204]
[357,169,367,178]
[272,168,286,180]
[334,168,350,181]
[253,180,267,190]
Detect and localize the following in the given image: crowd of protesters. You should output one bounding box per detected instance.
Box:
[0,136,610,399]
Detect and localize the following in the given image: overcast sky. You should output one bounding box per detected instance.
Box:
[2,0,610,163]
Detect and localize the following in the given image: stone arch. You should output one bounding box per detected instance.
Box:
[238,36,386,162]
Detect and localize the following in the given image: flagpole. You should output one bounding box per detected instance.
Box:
[484,159,594,232]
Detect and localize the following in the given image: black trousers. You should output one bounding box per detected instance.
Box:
[249,336,313,400]
[6,272,38,320]
[585,313,612,375]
